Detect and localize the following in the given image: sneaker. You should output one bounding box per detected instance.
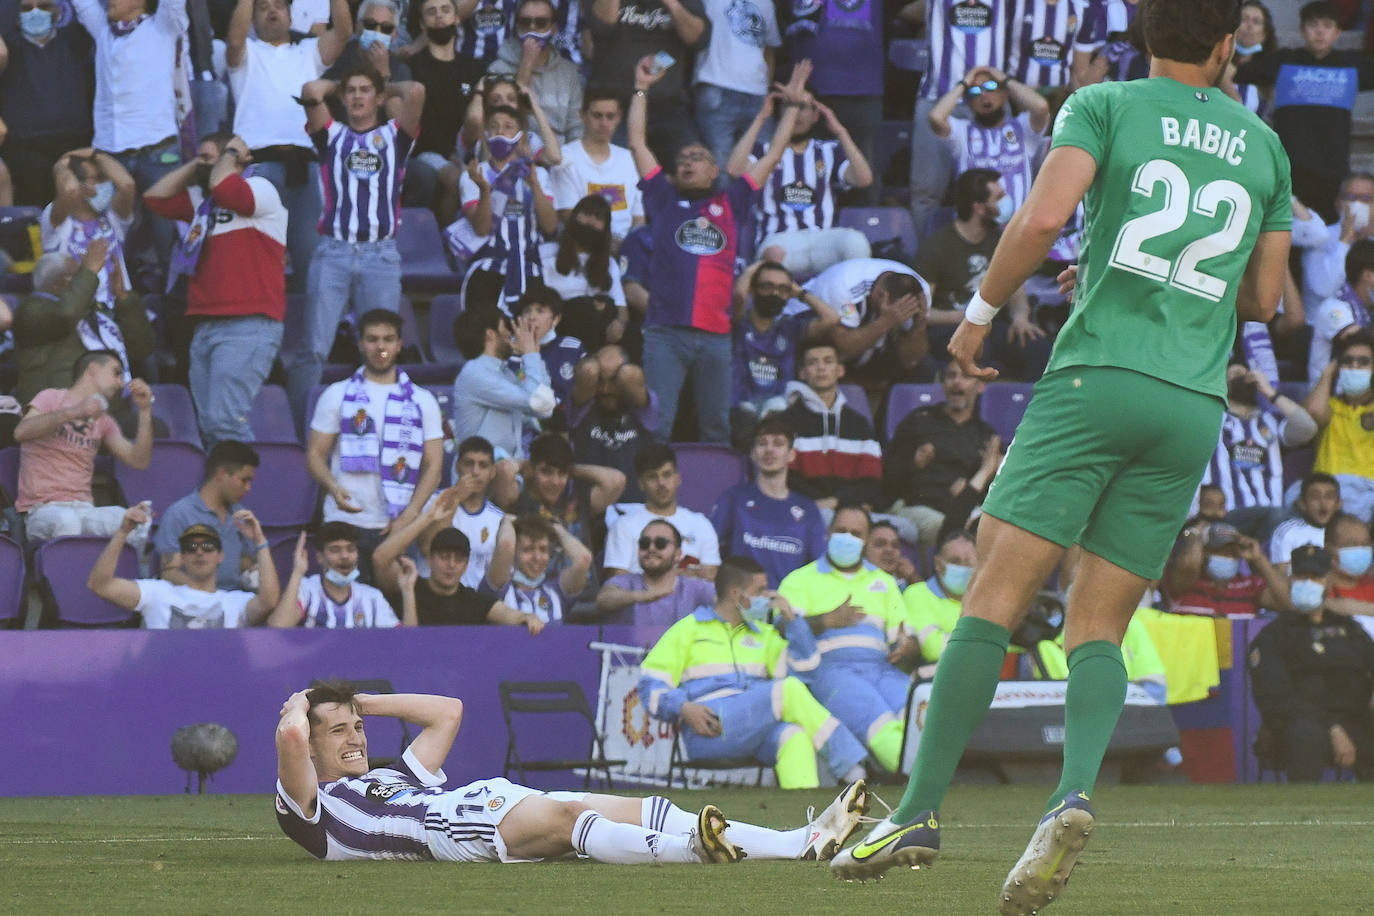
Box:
[998,791,1095,915]
[829,809,940,880]
[693,804,745,864]
[802,779,871,861]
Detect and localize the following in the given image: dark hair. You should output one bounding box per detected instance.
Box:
[556,194,614,292]
[581,88,624,113]
[204,441,260,482]
[1240,0,1278,53]
[1345,240,1374,287]
[937,528,976,553]
[358,308,403,337]
[513,512,556,546]
[714,555,765,601]
[1299,0,1339,25]
[750,259,791,292]
[72,349,123,380]
[1299,471,1341,499]
[752,413,795,446]
[201,131,234,154]
[480,74,530,119]
[457,435,495,460]
[1141,0,1241,64]
[430,527,472,558]
[953,168,1001,221]
[798,338,839,365]
[830,502,873,534]
[633,441,678,478]
[869,519,900,539]
[454,302,508,360]
[316,521,361,548]
[485,103,524,130]
[1334,329,1374,362]
[1198,482,1225,498]
[341,65,386,96]
[305,678,360,727]
[873,271,921,303]
[516,285,564,319]
[640,517,682,546]
[529,432,574,473]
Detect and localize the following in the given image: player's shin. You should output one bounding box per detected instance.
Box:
[1046,640,1127,812]
[572,811,697,864]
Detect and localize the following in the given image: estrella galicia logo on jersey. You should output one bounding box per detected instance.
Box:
[675,217,726,256]
[952,0,992,33]
[366,783,413,801]
[347,149,383,178]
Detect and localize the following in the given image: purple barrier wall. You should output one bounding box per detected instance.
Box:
[1,626,664,797]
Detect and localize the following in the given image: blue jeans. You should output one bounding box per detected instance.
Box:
[287,236,402,430]
[251,159,322,293]
[190,76,230,139]
[111,135,183,290]
[189,315,283,450]
[694,84,765,176]
[642,325,731,443]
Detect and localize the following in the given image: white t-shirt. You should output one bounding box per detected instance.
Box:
[792,258,929,366]
[290,0,330,33]
[296,574,400,628]
[538,242,627,307]
[39,203,133,308]
[693,0,781,95]
[603,504,722,574]
[452,499,505,589]
[548,141,643,243]
[311,378,444,530]
[1268,518,1325,566]
[229,36,326,149]
[136,579,254,629]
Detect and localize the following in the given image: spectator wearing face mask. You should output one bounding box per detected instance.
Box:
[539,194,631,352]
[487,0,583,146]
[1308,240,1374,390]
[901,530,977,674]
[1248,544,1374,781]
[321,0,413,116]
[1162,521,1292,617]
[1321,512,1374,630]
[485,513,593,623]
[41,148,136,310]
[1305,331,1374,521]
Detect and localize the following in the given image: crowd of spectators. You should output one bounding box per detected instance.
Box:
[2,0,1374,782]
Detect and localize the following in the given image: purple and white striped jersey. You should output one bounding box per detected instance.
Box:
[296,574,401,628]
[923,0,1010,100]
[313,118,414,243]
[942,112,1045,213]
[1199,409,1286,511]
[1072,0,1136,66]
[751,138,850,243]
[1006,0,1081,88]
[458,0,582,66]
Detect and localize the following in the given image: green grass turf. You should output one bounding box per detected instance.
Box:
[2,783,1370,915]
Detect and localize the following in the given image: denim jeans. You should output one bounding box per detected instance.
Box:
[908,96,957,241]
[189,315,283,449]
[112,135,183,290]
[251,159,323,292]
[286,236,403,430]
[694,84,765,176]
[642,325,731,443]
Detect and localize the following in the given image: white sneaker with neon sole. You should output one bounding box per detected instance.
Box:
[801,779,870,861]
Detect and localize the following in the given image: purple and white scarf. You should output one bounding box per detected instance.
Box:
[337,368,424,518]
[167,167,255,292]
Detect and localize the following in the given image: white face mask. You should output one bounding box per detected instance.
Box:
[323,567,360,587]
[1347,200,1370,233]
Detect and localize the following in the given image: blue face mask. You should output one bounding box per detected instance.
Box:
[323,567,360,587]
[359,28,392,50]
[1337,367,1372,398]
[940,562,973,597]
[19,6,54,38]
[1290,578,1325,612]
[995,194,1015,226]
[88,180,115,213]
[739,594,772,625]
[1206,555,1240,581]
[486,131,523,161]
[1235,40,1264,56]
[826,531,865,569]
[1338,545,1372,577]
[517,29,553,46]
[512,567,546,588]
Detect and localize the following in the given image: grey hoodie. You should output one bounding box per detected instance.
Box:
[488,39,584,146]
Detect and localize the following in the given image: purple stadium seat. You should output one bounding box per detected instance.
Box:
[674,443,748,514]
[924,206,956,238]
[248,385,300,444]
[887,38,928,72]
[304,384,328,432]
[980,382,1034,442]
[0,536,24,626]
[0,446,18,502]
[836,207,918,261]
[428,294,465,366]
[395,294,426,360]
[37,536,140,626]
[883,383,944,441]
[269,531,319,585]
[839,383,872,422]
[241,442,318,528]
[397,207,462,294]
[1283,446,1315,488]
[114,441,206,513]
[150,384,203,448]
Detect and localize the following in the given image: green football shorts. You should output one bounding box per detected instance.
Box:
[981,366,1224,580]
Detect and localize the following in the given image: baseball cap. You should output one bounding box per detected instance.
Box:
[1203,522,1241,549]
[430,528,472,557]
[1290,545,1332,578]
[178,523,222,550]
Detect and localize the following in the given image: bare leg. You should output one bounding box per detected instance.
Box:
[498,796,586,861]
[961,515,1066,630]
[1061,549,1147,651]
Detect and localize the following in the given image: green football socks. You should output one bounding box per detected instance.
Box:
[1046,640,1127,813]
[892,615,1010,822]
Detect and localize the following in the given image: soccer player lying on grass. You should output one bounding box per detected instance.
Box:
[275,680,871,865]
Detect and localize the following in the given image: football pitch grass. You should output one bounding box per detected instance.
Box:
[3,783,1370,914]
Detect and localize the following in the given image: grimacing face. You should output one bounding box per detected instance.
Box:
[308,702,368,779]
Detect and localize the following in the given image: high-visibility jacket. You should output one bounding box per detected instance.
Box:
[778,557,906,665]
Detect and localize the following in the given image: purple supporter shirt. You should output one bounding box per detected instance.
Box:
[604,572,715,627]
[785,0,884,97]
[710,481,827,587]
[312,118,413,243]
[731,312,810,405]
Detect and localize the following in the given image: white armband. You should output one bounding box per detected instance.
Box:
[964,292,1001,326]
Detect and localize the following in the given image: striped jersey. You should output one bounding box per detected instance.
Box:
[454,161,553,295]
[1199,408,1286,510]
[458,0,582,66]
[923,0,1010,100]
[1006,0,1080,88]
[275,747,456,860]
[496,578,570,623]
[751,138,850,243]
[943,112,1045,213]
[313,118,414,243]
[296,574,401,628]
[1072,0,1137,81]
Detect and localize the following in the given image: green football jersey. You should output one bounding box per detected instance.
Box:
[1045,77,1292,400]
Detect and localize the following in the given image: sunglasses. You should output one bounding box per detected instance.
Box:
[964,79,1002,97]
[181,540,220,554]
[638,536,674,551]
[362,18,396,32]
[516,15,552,28]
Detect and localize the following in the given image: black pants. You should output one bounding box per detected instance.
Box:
[2,131,92,207]
[1279,714,1374,781]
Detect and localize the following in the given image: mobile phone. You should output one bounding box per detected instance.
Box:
[651,51,676,74]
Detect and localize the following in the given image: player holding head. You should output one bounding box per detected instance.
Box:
[831,0,1293,910]
[275,681,869,866]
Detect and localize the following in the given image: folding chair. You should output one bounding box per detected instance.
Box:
[666,724,766,789]
[883,383,944,441]
[980,382,1034,443]
[498,680,625,789]
[150,384,204,448]
[397,207,462,294]
[0,536,24,627]
[37,536,140,627]
[673,444,748,515]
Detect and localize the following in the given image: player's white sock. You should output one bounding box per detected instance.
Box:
[641,796,807,859]
[572,810,697,865]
